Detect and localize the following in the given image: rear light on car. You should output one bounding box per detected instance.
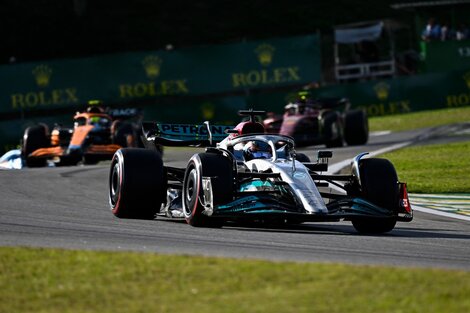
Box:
[399,182,412,213]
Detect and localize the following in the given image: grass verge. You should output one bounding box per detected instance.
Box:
[1,247,469,313]
[369,106,470,132]
[380,141,470,193]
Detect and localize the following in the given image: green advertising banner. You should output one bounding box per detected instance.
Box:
[2,69,470,154]
[0,34,321,115]
[422,39,470,73]
[310,69,470,116]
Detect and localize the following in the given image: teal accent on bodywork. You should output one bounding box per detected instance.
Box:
[216,195,293,214]
[155,123,234,142]
[245,209,290,214]
[349,198,392,216]
[215,195,394,218]
[239,180,275,192]
[218,195,261,208]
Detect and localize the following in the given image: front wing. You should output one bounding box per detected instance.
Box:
[27,144,121,164]
[213,194,413,222]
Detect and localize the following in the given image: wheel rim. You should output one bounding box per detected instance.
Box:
[110,161,121,206]
[183,168,198,217]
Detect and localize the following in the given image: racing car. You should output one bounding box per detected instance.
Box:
[263,93,369,147]
[21,104,139,167]
[108,110,412,234]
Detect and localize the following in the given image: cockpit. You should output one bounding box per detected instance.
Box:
[224,134,295,162]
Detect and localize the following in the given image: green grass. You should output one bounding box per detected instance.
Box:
[381,141,470,193]
[369,106,470,132]
[1,247,469,313]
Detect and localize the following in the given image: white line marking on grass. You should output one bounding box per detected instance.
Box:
[410,194,470,200]
[327,141,413,174]
[412,205,470,222]
[327,141,470,222]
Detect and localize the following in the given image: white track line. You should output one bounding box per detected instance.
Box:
[370,130,392,136]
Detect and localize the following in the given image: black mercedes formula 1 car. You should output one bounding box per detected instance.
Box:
[108,110,412,234]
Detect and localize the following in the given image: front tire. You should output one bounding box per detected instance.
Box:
[182,153,233,227]
[351,158,399,234]
[22,124,49,167]
[109,148,166,219]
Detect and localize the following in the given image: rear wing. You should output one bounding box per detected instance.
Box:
[312,97,351,110]
[142,122,234,147]
[298,91,351,111]
[106,107,143,120]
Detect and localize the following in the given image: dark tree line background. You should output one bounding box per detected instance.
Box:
[1,0,411,64]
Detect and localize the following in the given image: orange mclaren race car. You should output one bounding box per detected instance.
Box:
[21,106,139,167]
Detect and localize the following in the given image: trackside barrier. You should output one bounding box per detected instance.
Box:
[2,68,470,154]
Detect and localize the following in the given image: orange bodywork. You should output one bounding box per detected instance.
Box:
[28,112,123,160]
[30,146,65,158]
[70,125,94,146]
[29,144,122,158]
[86,144,122,155]
[29,143,122,158]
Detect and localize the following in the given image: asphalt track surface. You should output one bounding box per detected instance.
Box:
[1,127,469,270]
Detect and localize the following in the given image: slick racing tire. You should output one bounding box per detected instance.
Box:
[183,153,233,227]
[296,153,311,163]
[22,124,49,168]
[352,158,399,234]
[112,121,137,148]
[109,148,166,219]
[344,110,369,146]
[323,112,344,148]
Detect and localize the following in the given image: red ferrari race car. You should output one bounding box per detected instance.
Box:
[263,94,369,148]
[21,104,141,167]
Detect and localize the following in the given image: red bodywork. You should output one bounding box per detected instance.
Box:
[263,103,341,147]
[231,120,266,137]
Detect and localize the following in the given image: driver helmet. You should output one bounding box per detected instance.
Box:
[86,100,105,113]
[89,116,101,124]
[243,141,272,160]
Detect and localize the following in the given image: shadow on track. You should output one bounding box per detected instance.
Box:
[152,218,470,239]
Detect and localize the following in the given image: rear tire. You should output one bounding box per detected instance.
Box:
[182,153,233,227]
[22,124,49,167]
[109,148,166,219]
[112,121,137,148]
[352,158,399,234]
[344,110,369,146]
[323,112,343,148]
